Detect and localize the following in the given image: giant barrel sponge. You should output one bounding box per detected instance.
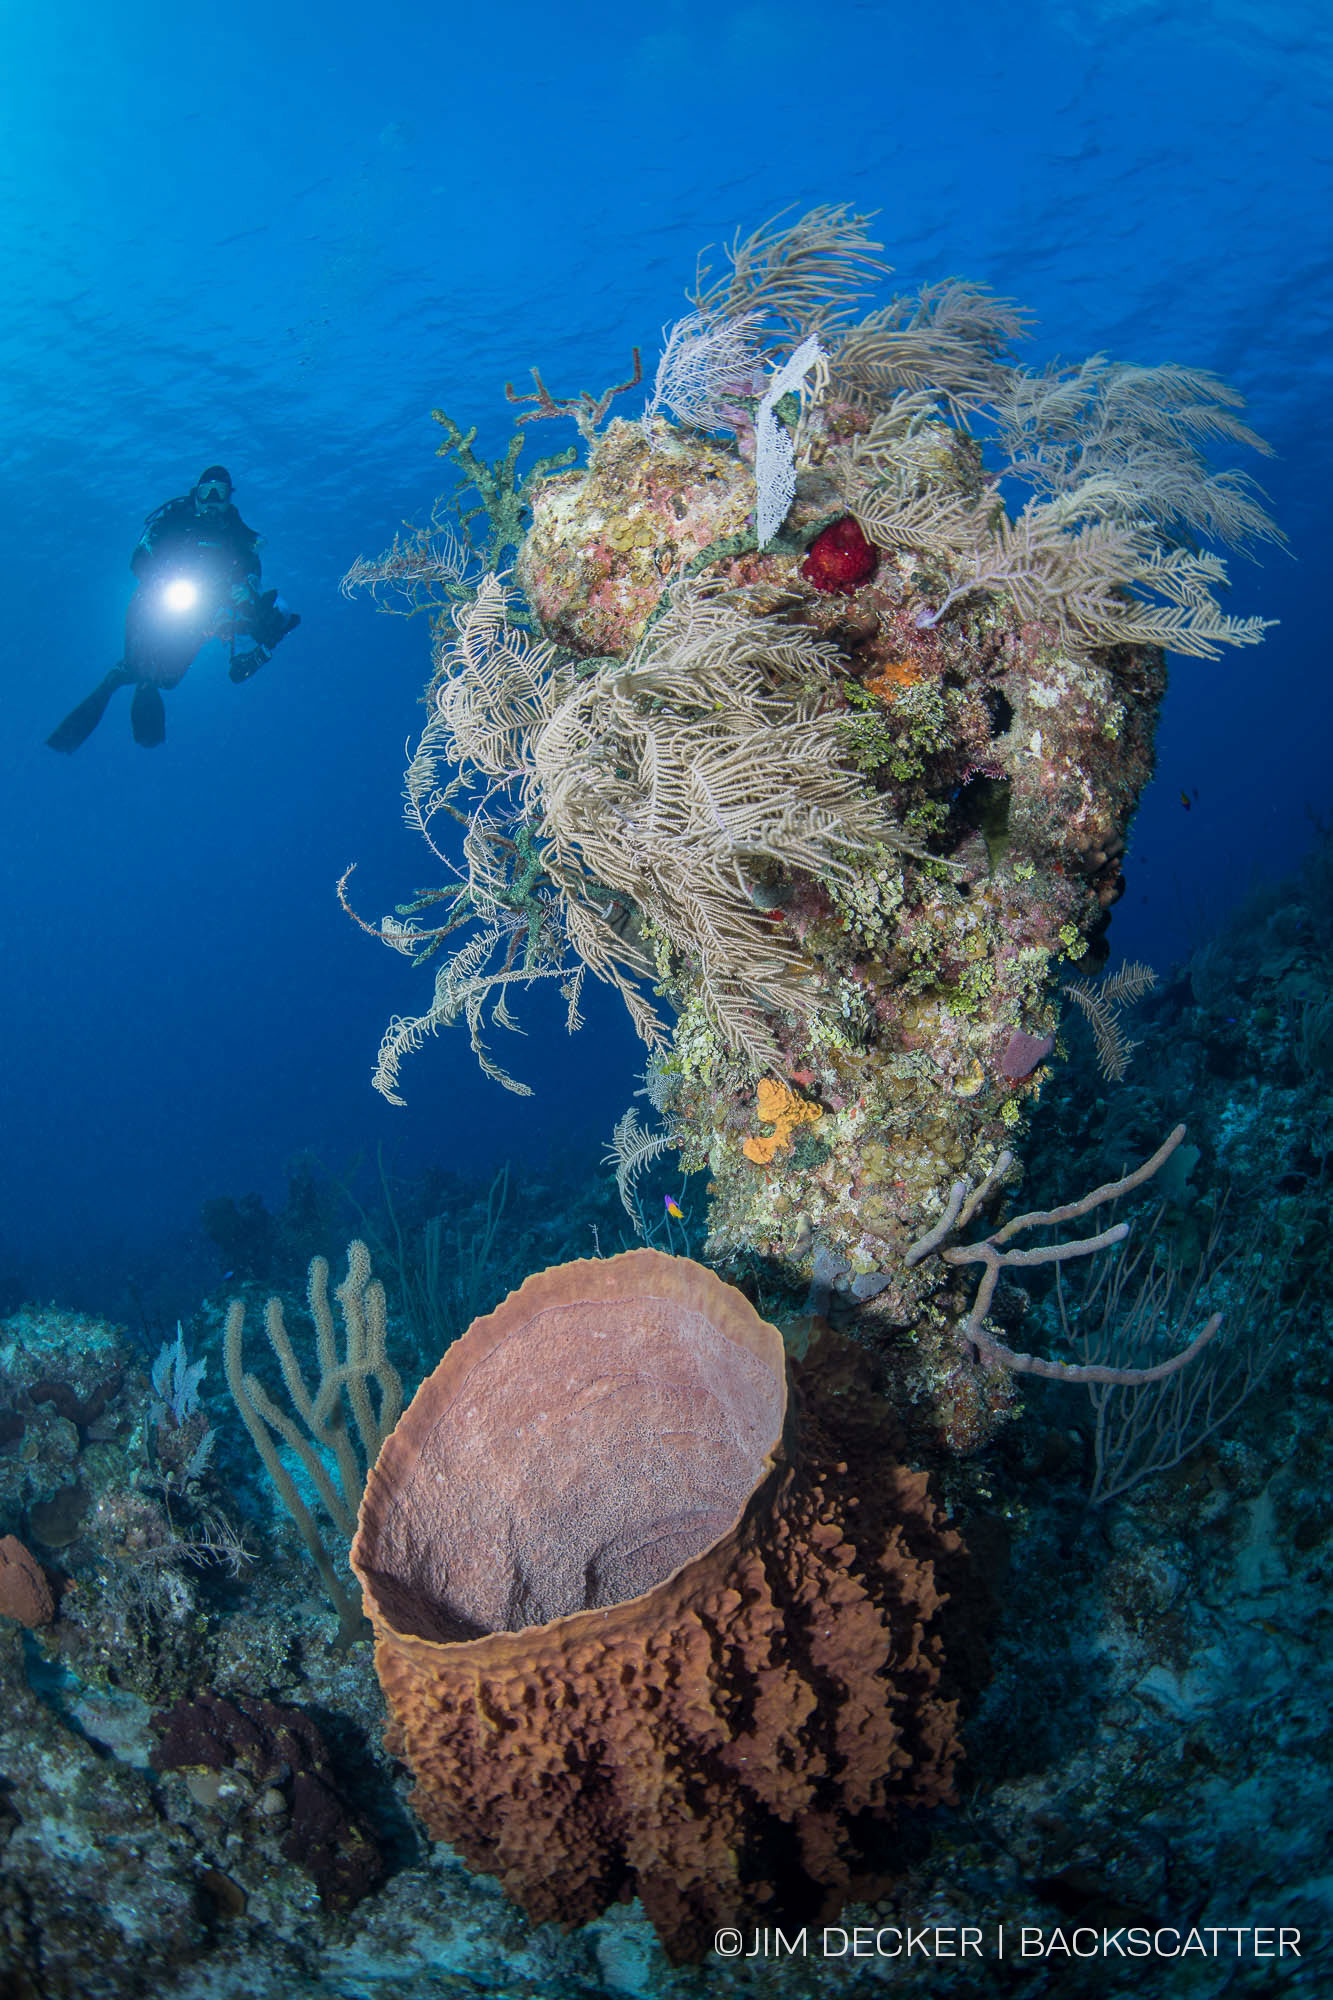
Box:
[349,1248,967,1962]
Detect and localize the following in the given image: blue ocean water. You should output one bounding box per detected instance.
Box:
[2,0,1328,1306]
[1,8,1331,1993]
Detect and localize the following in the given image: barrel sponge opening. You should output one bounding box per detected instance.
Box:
[353,1248,786,1642]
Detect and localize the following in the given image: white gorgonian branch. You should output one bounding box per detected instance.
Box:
[755,334,827,546]
[641,310,765,441]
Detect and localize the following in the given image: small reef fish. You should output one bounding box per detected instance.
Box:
[663,1195,684,1221]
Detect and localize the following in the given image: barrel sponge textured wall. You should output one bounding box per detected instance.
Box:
[350,1249,968,1963]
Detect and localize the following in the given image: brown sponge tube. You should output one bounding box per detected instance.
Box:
[351,1248,963,1961]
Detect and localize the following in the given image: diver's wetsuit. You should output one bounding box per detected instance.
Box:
[47,486,300,752]
[130,494,263,644]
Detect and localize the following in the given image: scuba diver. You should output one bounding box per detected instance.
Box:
[46,466,301,752]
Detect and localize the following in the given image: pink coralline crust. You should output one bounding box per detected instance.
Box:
[1000,1028,1056,1081]
[998,628,1165,899]
[518,420,757,656]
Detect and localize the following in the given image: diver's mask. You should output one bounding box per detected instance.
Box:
[194,476,231,514]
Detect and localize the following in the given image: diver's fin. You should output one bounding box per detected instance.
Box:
[46,664,136,754]
[130,680,166,749]
[229,642,270,682]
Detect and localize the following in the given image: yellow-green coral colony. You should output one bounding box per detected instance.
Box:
[346,205,1278,1451]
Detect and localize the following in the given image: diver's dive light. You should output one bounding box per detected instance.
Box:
[162,577,199,613]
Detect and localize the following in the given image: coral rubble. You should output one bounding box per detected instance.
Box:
[152,1688,386,1908]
